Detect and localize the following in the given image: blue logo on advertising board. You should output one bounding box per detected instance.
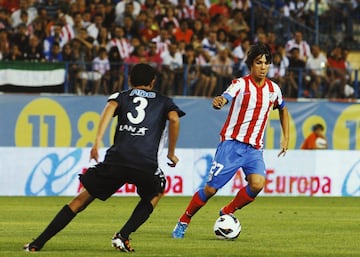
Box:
[341,159,360,196]
[25,149,82,196]
[195,154,213,189]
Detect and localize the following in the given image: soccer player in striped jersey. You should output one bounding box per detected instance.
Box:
[172,42,289,238]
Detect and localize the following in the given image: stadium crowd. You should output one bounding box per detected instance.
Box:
[0,0,359,98]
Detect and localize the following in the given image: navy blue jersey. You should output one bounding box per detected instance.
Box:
[103,89,185,172]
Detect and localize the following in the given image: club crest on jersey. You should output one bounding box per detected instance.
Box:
[119,124,148,136]
[269,92,276,103]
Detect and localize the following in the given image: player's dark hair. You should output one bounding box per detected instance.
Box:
[129,63,156,87]
[312,123,324,131]
[245,42,272,69]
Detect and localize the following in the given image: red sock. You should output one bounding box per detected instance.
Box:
[221,187,254,214]
[179,191,206,224]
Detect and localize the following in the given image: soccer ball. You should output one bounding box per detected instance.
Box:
[213,214,241,239]
[315,137,327,149]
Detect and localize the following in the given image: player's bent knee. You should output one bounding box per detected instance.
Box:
[248,176,265,193]
[204,185,217,197]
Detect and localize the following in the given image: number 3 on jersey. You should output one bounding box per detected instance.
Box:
[127,97,148,124]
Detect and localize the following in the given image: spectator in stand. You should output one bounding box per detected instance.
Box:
[305,44,329,98]
[326,45,352,98]
[328,0,355,41]
[108,46,124,93]
[87,13,104,41]
[0,8,12,31]
[146,41,163,91]
[303,0,330,28]
[285,47,306,98]
[216,28,231,50]
[173,18,193,44]
[288,0,306,23]
[268,51,287,91]
[176,0,194,20]
[227,9,250,42]
[30,17,47,43]
[102,2,116,29]
[301,123,328,149]
[147,41,162,70]
[82,10,92,29]
[231,0,252,15]
[0,28,10,59]
[139,16,159,44]
[23,34,46,62]
[4,43,23,61]
[78,47,110,95]
[18,10,31,34]
[141,0,162,17]
[210,46,233,96]
[191,19,205,41]
[115,1,140,26]
[161,6,180,33]
[276,44,290,68]
[48,41,63,62]
[209,0,231,18]
[72,12,84,37]
[43,22,63,61]
[73,27,94,59]
[182,44,204,96]
[193,45,216,96]
[72,28,95,94]
[107,25,133,61]
[50,14,75,48]
[254,29,267,44]
[194,0,211,25]
[11,22,29,54]
[93,27,111,53]
[266,31,278,54]
[160,41,183,95]
[126,44,149,64]
[232,37,251,77]
[201,30,218,58]
[285,30,311,62]
[152,28,171,57]
[35,0,59,21]
[123,14,140,41]
[11,0,37,28]
[62,42,79,94]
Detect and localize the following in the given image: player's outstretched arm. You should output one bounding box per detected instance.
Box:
[90,100,118,162]
[167,110,180,167]
[278,107,289,157]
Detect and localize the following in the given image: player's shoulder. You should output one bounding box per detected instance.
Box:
[266,78,282,91]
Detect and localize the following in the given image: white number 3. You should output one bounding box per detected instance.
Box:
[127,97,148,124]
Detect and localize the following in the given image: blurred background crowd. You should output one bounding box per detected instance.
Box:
[0,0,359,98]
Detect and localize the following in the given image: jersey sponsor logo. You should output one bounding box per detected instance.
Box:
[130,89,156,98]
[119,124,149,136]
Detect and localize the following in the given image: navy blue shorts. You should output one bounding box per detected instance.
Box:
[207,140,266,190]
[79,163,166,201]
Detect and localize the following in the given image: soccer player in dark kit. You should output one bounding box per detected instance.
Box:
[24,63,185,252]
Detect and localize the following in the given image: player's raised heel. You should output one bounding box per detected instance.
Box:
[23,243,40,252]
[219,207,233,216]
[111,233,135,252]
[172,221,188,239]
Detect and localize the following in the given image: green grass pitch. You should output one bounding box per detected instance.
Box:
[0,196,359,257]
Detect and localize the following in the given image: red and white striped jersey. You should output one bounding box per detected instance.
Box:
[107,38,133,60]
[220,75,285,149]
